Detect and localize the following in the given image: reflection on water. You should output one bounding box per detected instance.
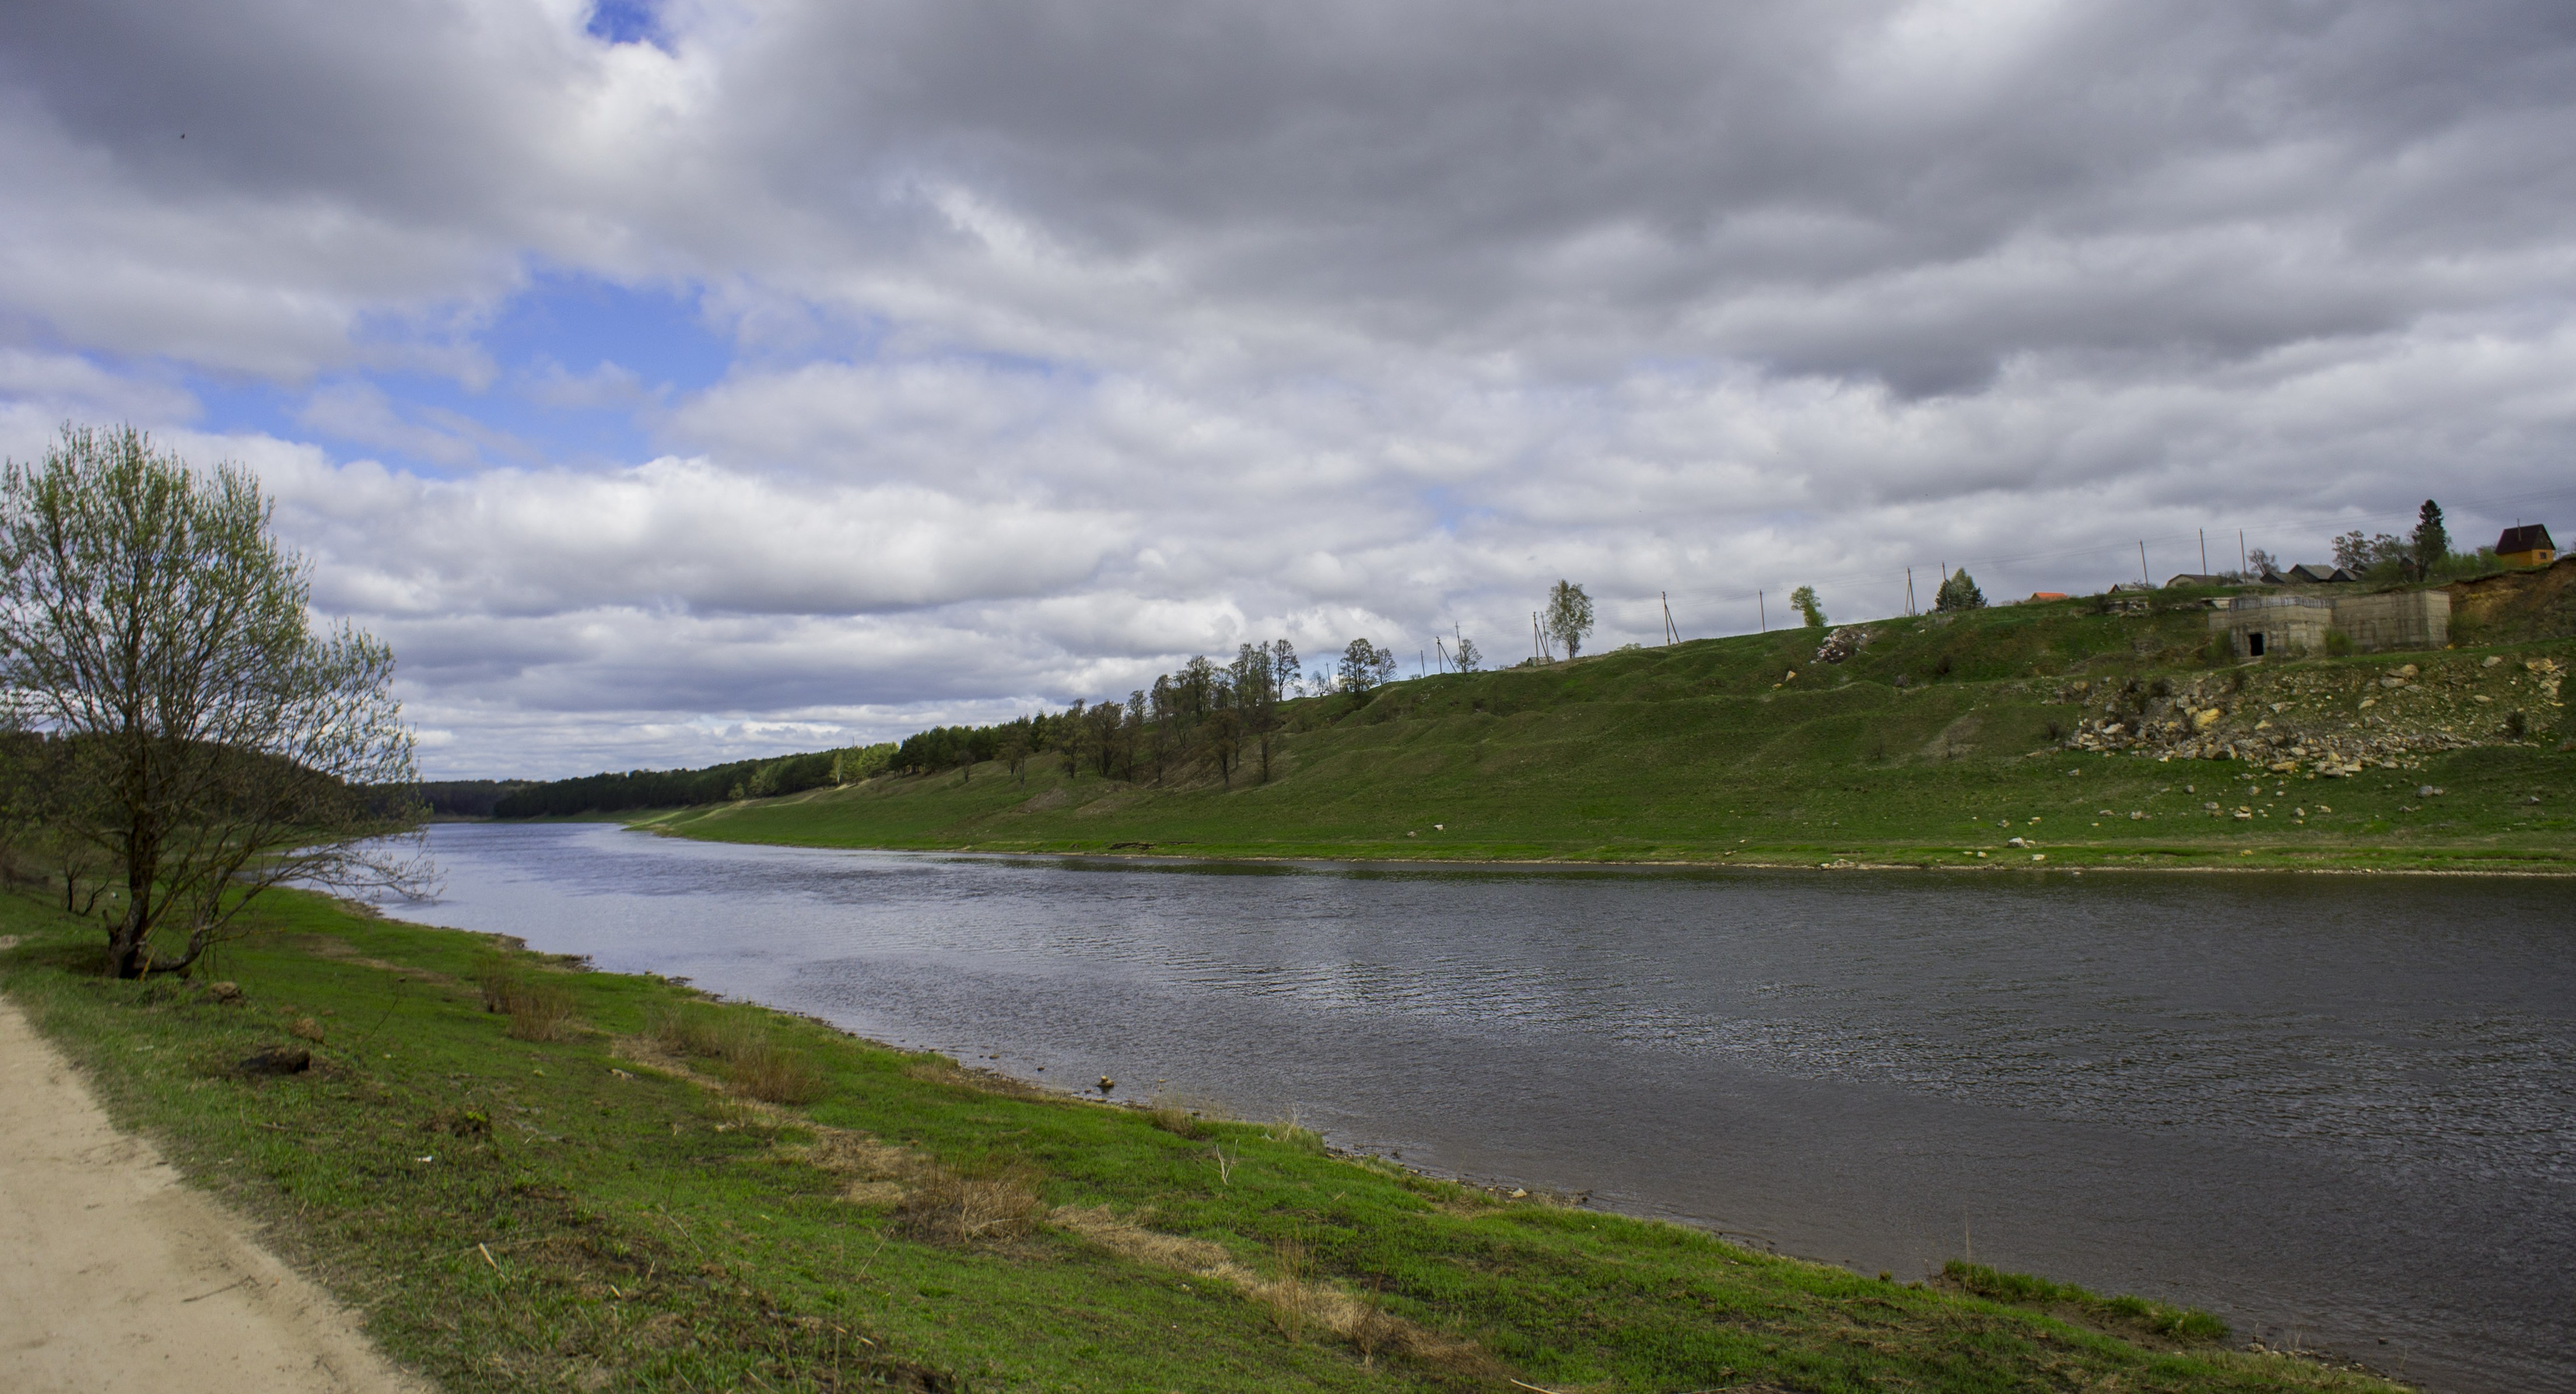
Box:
[390,822,2576,1393]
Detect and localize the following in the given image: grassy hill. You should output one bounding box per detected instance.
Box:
[641,574,2576,874]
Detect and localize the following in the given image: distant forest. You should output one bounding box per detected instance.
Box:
[489,745,895,819]
[493,638,1340,818]
[420,780,531,819]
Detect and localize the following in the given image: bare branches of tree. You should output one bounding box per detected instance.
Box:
[0,425,429,978]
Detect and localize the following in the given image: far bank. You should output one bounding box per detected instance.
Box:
[621,603,2574,875]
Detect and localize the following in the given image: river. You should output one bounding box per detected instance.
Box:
[392,821,2575,1392]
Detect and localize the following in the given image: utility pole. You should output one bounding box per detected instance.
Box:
[2199,528,2207,575]
[1905,567,1916,615]
[1757,590,1767,633]
[2238,530,2246,575]
[1420,649,1428,680]
[2139,540,2150,587]
[1533,611,1544,663]
[1662,591,1679,645]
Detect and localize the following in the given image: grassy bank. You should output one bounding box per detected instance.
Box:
[636,589,2576,873]
[0,889,2407,1392]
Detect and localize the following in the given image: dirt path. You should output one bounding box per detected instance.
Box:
[0,992,432,1393]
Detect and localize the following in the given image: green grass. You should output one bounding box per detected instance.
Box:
[0,889,2410,1392]
[636,596,2576,875]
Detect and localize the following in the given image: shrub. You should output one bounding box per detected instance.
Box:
[504,983,577,1041]
[727,1041,826,1104]
[477,962,579,1041]
[647,1001,756,1059]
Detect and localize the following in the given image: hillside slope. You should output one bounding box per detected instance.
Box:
[646,578,2576,873]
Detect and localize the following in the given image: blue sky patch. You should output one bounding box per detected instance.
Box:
[584,0,662,47]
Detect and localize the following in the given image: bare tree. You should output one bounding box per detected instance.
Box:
[1148,674,1176,783]
[1232,642,1283,782]
[1269,639,1301,698]
[1453,636,1481,672]
[1544,580,1596,659]
[0,426,428,979]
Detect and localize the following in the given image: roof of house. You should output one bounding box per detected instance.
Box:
[2165,573,2230,588]
[2268,563,2353,584]
[2497,523,2556,554]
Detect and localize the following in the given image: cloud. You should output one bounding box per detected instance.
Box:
[520,357,649,410]
[1,1,2573,775]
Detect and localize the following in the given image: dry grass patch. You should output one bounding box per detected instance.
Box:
[900,1057,1051,1100]
[840,1179,908,1207]
[643,1001,828,1103]
[1266,1107,1326,1154]
[477,963,581,1042]
[727,1041,826,1104]
[897,1163,1045,1245]
[1145,1088,1224,1138]
[1049,1204,1238,1277]
[1049,1204,1505,1381]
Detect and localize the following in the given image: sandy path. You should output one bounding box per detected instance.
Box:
[0,991,433,1393]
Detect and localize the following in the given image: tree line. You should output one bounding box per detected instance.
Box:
[497,634,1392,816]
[489,744,895,818]
[886,639,1310,789]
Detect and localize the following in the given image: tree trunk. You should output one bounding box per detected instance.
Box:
[108,902,149,979]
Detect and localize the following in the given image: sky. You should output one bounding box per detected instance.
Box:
[3,0,2573,779]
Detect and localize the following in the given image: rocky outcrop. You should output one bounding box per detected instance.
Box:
[2052,655,2563,774]
[1814,626,1874,664]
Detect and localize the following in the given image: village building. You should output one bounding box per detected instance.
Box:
[2259,562,2355,584]
[2211,589,2449,659]
[2496,524,2556,568]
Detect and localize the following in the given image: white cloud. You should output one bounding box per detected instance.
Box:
[1,1,2572,775]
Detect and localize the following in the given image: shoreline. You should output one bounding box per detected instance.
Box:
[607,817,2576,879]
[370,894,2424,1391]
[0,887,2423,1393]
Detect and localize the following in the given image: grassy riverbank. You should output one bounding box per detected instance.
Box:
[0,888,2409,1392]
[635,588,2576,873]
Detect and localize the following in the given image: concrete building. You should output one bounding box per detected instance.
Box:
[2210,589,2449,659]
[2496,524,2556,568]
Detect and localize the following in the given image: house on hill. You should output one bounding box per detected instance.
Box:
[2496,524,2556,568]
[2260,562,2354,584]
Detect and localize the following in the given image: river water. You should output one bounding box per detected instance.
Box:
[394,822,2575,1392]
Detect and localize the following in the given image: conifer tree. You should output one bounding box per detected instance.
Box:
[1933,569,1986,612]
[2410,499,2449,579]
